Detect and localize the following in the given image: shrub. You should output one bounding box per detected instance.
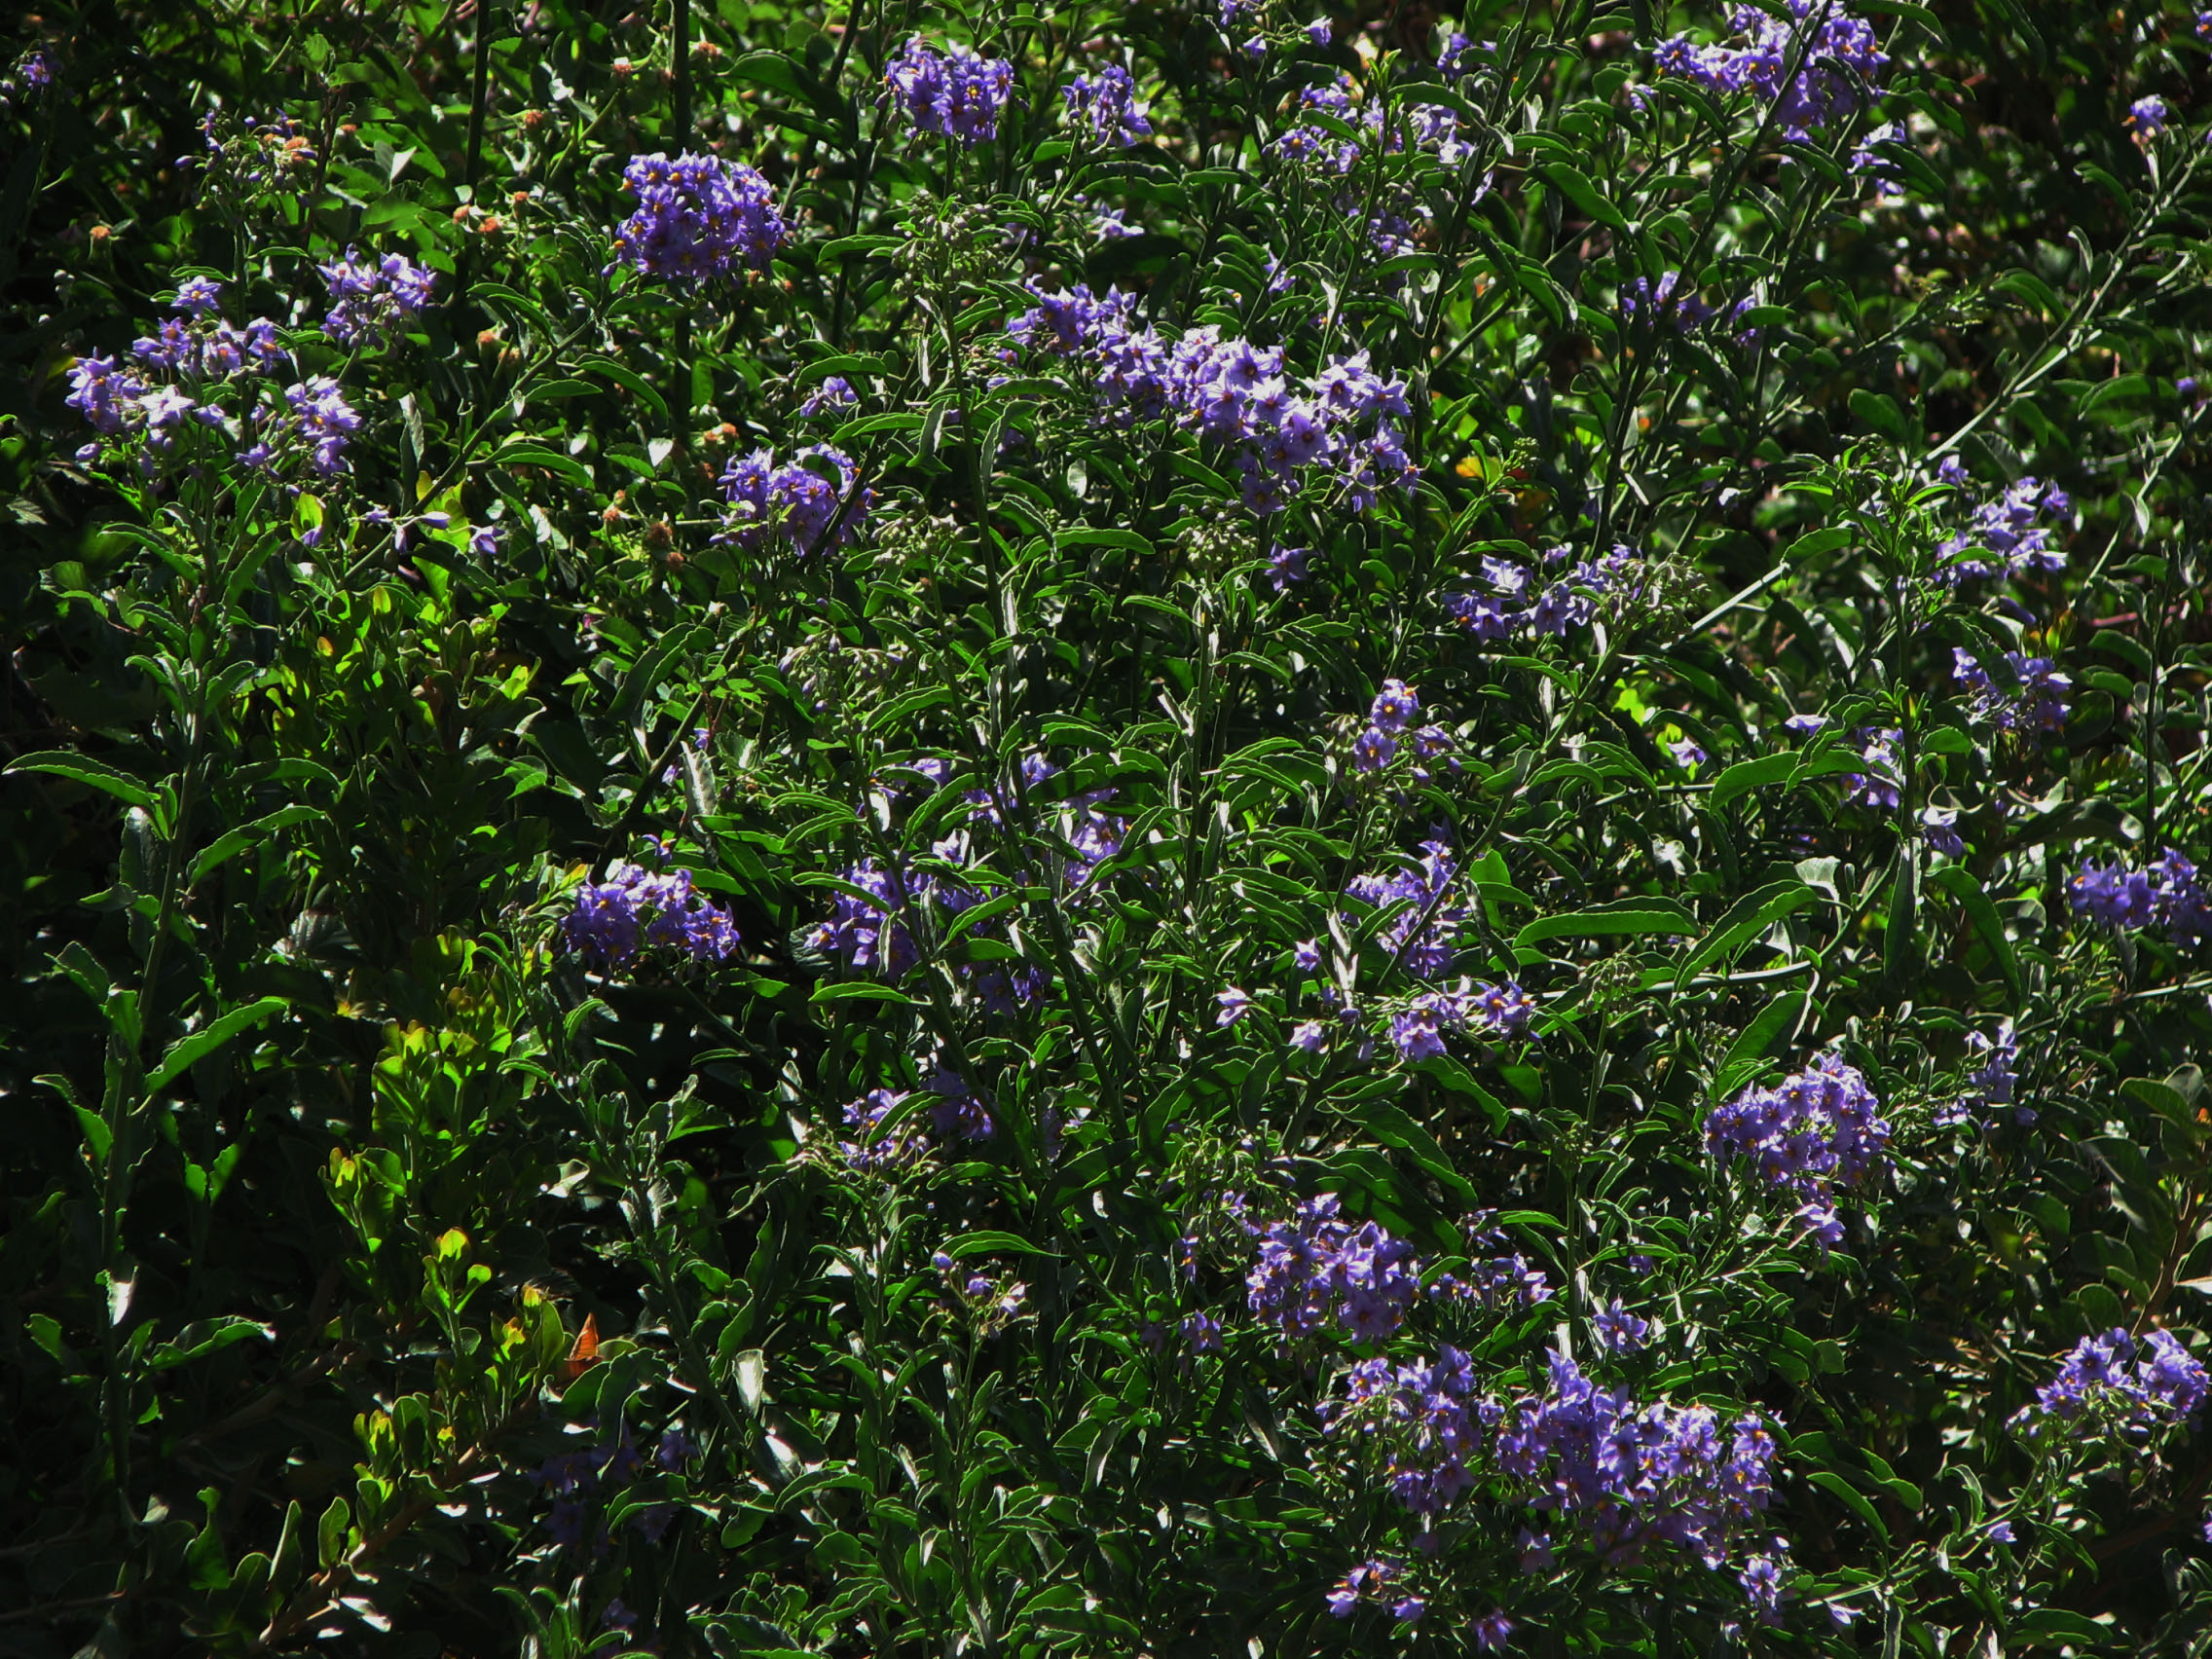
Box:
[7,0,2212,1653]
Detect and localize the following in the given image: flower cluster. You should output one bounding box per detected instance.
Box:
[1952,647,2071,733]
[808,852,1048,1017]
[1346,841,1462,976]
[1003,287,1416,515]
[1936,475,2070,584]
[1494,1350,1784,1595]
[1705,1052,1893,1235]
[1430,1216,1556,1312]
[1620,270,1714,332]
[718,444,871,556]
[1936,1020,2028,1129]
[560,859,740,971]
[317,245,437,347]
[273,376,364,479]
[1384,982,1536,1060]
[1245,1195,1420,1343]
[1325,1556,1425,1623]
[2069,851,2211,947]
[1842,726,1901,810]
[1061,64,1151,147]
[613,152,788,283]
[2020,1327,2208,1433]
[1347,679,1456,782]
[838,1088,927,1172]
[922,1065,997,1142]
[1651,1,1890,137]
[64,282,328,479]
[1272,76,1469,173]
[1325,1345,1491,1519]
[1443,543,1648,643]
[532,1423,696,1551]
[884,35,1015,146]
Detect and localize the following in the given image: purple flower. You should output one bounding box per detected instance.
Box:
[1473,1609,1514,1650]
[924,1068,996,1142]
[1293,939,1321,972]
[1369,678,1419,732]
[1595,1299,1650,1352]
[885,35,1015,146]
[64,353,143,434]
[1919,804,1964,859]
[1651,4,1889,136]
[1217,987,1253,1025]
[1389,998,1453,1061]
[1740,1553,1787,1622]
[1707,1051,1892,1203]
[1667,736,1707,768]
[839,1088,924,1172]
[1850,120,1906,192]
[1953,647,2071,731]
[1061,63,1152,147]
[317,246,437,346]
[1936,475,2069,582]
[1944,1020,2027,1127]
[1844,726,1902,809]
[561,857,740,971]
[1621,270,1714,331]
[1793,1202,1845,1249]
[614,152,788,283]
[656,1426,698,1470]
[1783,712,1827,735]
[2022,1327,2208,1431]
[1090,204,1142,240]
[2070,861,2156,930]
[1246,1195,1419,1342]
[1181,1311,1223,1352]
[1267,543,1311,590]
[1352,726,1399,773]
[1346,844,1462,975]
[1470,981,1535,1038]
[2129,95,2170,137]
[799,375,858,417]
[1987,1521,2015,1543]
[719,443,871,555]
[173,276,225,316]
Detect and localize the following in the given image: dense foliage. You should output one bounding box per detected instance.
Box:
[11,0,2212,1653]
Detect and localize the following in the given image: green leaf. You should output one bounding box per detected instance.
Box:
[489,442,593,488]
[146,1316,276,1371]
[1712,992,1809,1101]
[1538,162,1629,231]
[1848,387,1913,447]
[1926,864,2025,1010]
[1707,753,1797,813]
[941,1231,1058,1258]
[189,804,326,883]
[1677,879,1810,987]
[2013,1609,2111,1650]
[1806,1470,1890,1542]
[5,751,160,808]
[145,997,288,1096]
[1516,899,1697,949]
[810,980,916,1006]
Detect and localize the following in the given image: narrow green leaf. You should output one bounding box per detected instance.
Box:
[145,997,288,1095]
[6,751,160,808]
